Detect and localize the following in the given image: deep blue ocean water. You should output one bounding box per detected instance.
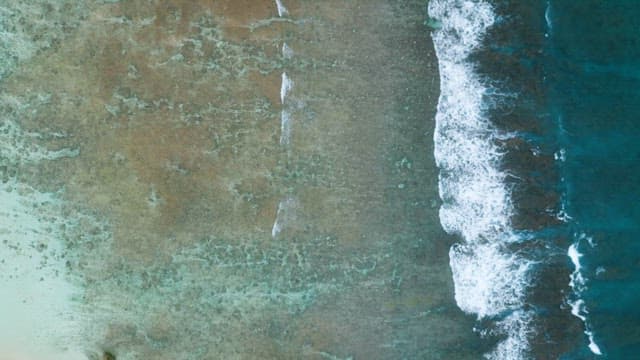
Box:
[548,1,640,358]
[430,0,640,358]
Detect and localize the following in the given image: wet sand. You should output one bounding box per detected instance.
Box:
[0,0,480,358]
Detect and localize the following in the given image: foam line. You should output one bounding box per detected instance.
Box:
[281,72,293,105]
[567,236,603,356]
[272,197,295,238]
[280,109,292,146]
[275,0,288,17]
[280,72,293,146]
[271,200,283,238]
[429,1,536,358]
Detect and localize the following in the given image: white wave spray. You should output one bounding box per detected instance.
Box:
[428,1,535,358]
[568,234,603,355]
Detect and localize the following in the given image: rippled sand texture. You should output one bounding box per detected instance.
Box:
[0,0,479,359]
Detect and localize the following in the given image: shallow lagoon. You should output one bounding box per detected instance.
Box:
[0,1,481,358]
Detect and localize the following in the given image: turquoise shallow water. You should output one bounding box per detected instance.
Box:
[548,1,640,357]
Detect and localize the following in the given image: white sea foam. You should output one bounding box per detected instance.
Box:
[545,1,553,31]
[567,235,603,355]
[485,311,535,360]
[275,0,288,17]
[271,196,296,238]
[570,298,587,321]
[271,200,283,238]
[280,72,294,145]
[450,243,533,318]
[429,1,535,358]
[282,42,294,59]
[556,200,573,222]
[588,333,603,355]
[569,297,603,356]
[281,72,293,105]
[568,243,584,289]
[280,109,292,146]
